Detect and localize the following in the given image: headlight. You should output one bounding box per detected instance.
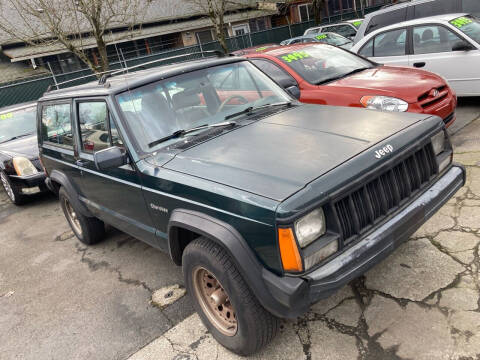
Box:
[12,157,38,176]
[294,208,326,248]
[360,96,409,112]
[431,131,446,155]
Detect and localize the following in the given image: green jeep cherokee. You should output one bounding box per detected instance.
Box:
[38,56,465,355]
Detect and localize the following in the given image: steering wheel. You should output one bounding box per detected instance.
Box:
[217,95,249,113]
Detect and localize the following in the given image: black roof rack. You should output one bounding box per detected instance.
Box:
[98,50,226,85]
[45,50,226,92]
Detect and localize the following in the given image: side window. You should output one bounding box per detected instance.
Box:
[373,28,407,56]
[359,38,374,57]
[413,25,463,54]
[41,103,74,147]
[463,0,480,14]
[366,9,407,35]
[251,59,297,88]
[78,102,111,154]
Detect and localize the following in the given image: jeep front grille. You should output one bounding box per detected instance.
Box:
[334,143,438,243]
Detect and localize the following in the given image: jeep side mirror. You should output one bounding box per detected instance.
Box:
[94,146,127,171]
[285,85,301,99]
[452,41,474,52]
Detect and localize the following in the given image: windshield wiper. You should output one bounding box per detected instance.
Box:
[0,133,34,143]
[224,102,292,121]
[147,121,235,148]
[315,67,372,85]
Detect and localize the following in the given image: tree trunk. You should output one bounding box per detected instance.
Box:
[95,36,110,73]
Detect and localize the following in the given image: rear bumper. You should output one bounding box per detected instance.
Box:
[261,164,465,318]
[9,172,46,188]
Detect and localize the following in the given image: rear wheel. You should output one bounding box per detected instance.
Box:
[183,237,279,355]
[1,171,26,205]
[59,187,105,245]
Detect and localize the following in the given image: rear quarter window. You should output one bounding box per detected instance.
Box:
[463,0,480,15]
[366,8,407,35]
[41,103,74,148]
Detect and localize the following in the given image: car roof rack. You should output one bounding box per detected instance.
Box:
[97,50,226,85]
[45,50,226,92]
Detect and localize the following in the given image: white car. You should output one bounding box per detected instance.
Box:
[351,14,480,96]
[304,19,363,40]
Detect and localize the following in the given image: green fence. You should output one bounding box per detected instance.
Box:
[0,4,385,108]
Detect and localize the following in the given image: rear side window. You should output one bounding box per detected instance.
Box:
[366,8,407,35]
[373,28,407,56]
[463,0,480,15]
[414,0,458,18]
[41,103,74,147]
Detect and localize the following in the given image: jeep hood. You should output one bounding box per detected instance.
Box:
[163,105,429,201]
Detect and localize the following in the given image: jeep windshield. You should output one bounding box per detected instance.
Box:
[0,105,37,143]
[276,44,374,85]
[116,61,291,153]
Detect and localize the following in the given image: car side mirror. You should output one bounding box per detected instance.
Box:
[285,85,301,99]
[452,41,474,52]
[94,146,127,171]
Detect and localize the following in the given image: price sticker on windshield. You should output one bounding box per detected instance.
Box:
[450,17,472,28]
[353,21,363,27]
[281,51,310,63]
[316,34,327,40]
[0,112,13,120]
[256,47,268,52]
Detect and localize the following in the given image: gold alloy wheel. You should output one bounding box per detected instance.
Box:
[1,172,15,202]
[64,198,82,236]
[192,267,237,336]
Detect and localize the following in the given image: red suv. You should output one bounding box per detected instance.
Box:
[244,44,456,127]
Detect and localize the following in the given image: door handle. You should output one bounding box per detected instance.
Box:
[76,160,88,167]
[413,62,426,68]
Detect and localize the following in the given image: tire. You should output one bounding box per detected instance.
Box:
[1,171,27,205]
[183,237,280,356]
[59,187,105,245]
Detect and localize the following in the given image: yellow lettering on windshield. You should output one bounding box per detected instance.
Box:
[450,17,472,28]
[281,51,310,63]
[0,113,13,120]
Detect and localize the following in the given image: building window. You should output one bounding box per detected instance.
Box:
[298,4,312,22]
[196,30,214,44]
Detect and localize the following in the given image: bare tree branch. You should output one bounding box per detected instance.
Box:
[0,0,149,74]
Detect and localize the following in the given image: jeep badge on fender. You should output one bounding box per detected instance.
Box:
[374,144,394,159]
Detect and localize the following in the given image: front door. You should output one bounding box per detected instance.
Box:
[408,24,480,96]
[73,98,157,246]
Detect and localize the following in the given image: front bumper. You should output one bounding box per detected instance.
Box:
[261,164,465,318]
[9,172,46,189]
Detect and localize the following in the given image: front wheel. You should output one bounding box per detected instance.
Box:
[1,171,26,205]
[183,237,279,356]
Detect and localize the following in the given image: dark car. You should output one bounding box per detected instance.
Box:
[38,56,465,355]
[0,102,47,204]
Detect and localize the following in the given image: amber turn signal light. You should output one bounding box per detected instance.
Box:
[278,228,303,272]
